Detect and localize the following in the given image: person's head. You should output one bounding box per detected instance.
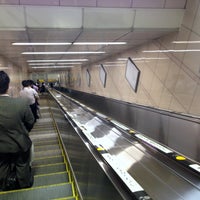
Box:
[0,71,10,94]
[22,80,29,87]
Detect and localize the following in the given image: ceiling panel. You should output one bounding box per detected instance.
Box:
[165,0,187,8]
[26,28,82,42]
[26,6,82,28]
[0,4,186,72]
[0,0,19,5]
[84,8,135,28]
[134,9,184,28]
[132,0,165,8]
[97,0,132,8]
[0,6,25,28]
[60,0,96,7]
[20,0,59,6]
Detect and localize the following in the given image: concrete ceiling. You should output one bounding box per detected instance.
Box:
[0,0,187,72]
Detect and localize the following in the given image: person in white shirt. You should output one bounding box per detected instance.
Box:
[20,80,39,122]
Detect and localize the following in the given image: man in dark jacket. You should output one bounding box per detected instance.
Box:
[0,71,35,190]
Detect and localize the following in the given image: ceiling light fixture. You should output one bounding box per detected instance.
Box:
[13,42,126,46]
[143,49,200,53]
[73,42,127,45]
[29,63,82,65]
[172,41,200,44]
[32,66,74,69]
[104,61,126,64]
[117,57,169,61]
[29,63,55,66]
[13,42,72,45]
[22,51,105,55]
[27,59,88,62]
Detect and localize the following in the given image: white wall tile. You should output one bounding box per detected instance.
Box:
[189,85,200,115]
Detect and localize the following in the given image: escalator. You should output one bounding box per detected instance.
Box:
[49,89,200,200]
[0,96,78,200]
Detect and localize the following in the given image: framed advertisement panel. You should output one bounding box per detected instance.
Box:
[125,57,140,92]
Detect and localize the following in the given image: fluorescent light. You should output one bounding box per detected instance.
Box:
[73,42,126,45]
[13,42,126,46]
[57,62,81,65]
[27,59,88,62]
[32,66,74,69]
[143,49,200,53]
[103,64,123,67]
[22,51,105,55]
[13,42,72,45]
[29,63,55,66]
[29,63,82,65]
[104,61,126,64]
[172,41,200,44]
[118,57,169,61]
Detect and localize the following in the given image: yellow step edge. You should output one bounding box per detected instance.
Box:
[0,182,71,195]
[34,149,62,154]
[32,162,65,168]
[34,155,62,161]
[34,171,67,178]
[34,144,59,149]
[51,196,75,200]
[33,140,59,145]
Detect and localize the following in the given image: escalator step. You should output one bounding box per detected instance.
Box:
[33,139,59,146]
[33,163,66,175]
[34,149,62,158]
[34,144,60,152]
[33,156,64,166]
[0,183,73,200]
[30,134,58,142]
[30,130,57,135]
[33,172,69,187]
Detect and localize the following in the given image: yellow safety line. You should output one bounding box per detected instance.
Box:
[34,144,59,148]
[34,155,62,161]
[32,162,64,168]
[34,148,62,154]
[33,139,58,144]
[46,99,79,199]
[51,197,74,200]
[0,182,70,195]
[52,196,75,200]
[34,171,67,178]
[48,107,78,199]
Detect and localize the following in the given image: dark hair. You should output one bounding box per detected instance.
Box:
[0,71,10,94]
[22,80,29,87]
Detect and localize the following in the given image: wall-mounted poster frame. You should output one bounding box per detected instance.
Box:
[99,64,107,88]
[125,57,140,92]
[86,69,91,87]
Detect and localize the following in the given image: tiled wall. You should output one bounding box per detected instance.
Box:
[0,56,24,97]
[67,0,200,116]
